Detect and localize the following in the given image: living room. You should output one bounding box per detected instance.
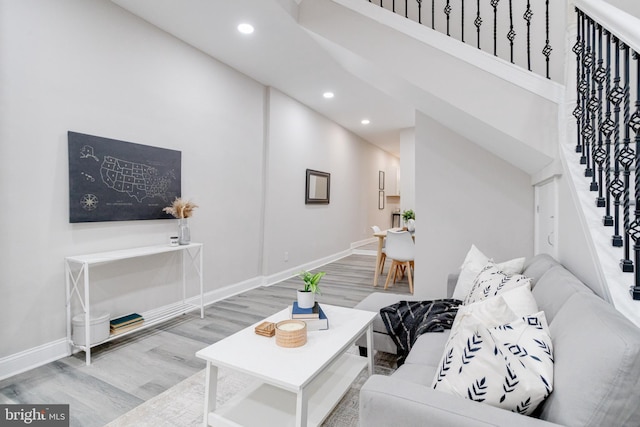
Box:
[2,0,638,425]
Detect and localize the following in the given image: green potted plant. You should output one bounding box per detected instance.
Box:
[297,270,325,308]
[401,209,415,229]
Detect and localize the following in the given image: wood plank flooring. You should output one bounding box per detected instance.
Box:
[0,254,411,427]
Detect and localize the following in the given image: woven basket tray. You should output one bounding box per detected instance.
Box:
[275,320,307,348]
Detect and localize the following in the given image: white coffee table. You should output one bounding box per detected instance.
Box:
[195,304,376,427]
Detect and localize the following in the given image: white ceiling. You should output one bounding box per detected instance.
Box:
[110,0,416,157]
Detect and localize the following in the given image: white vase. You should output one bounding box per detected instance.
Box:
[297,290,315,309]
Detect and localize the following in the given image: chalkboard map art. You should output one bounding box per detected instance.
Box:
[68,131,181,223]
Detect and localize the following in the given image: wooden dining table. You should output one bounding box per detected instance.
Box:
[372,227,414,287]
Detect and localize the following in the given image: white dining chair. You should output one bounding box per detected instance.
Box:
[383,230,415,294]
[371,225,386,275]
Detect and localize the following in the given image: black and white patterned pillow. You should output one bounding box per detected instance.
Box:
[464,263,531,305]
[432,311,554,415]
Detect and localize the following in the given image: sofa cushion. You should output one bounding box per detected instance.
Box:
[539,292,640,427]
[452,245,525,301]
[433,311,554,416]
[463,263,531,305]
[393,363,438,387]
[404,330,452,367]
[531,265,593,324]
[522,254,560,288]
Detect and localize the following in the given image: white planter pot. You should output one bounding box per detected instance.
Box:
[297,290,315,309]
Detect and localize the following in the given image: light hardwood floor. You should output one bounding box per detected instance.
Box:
[0,253,412,427]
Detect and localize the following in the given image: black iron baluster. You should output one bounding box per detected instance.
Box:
[507,0,515,63]
[588,19,599,188]
[475,0,482,49]
[461,0,465,43]
[524,0,533,71]
[579,12,588,164]
[629,52,640,299]
[406,0,408,18]
[594,24,607,207]
[573,9,584,156]
[619,43,634,271]
[380,0,383,6]
[445,0,452,36]
[432,0,435,29]
[610,36,625,247]
[603,29,615,227]
[586,18,596,178]
[583,17,594,177]
[491,0,499,56]
[418,0,423,24]
[393,0,396,13]
[543,0,552,79]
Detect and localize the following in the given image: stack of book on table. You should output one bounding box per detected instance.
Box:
[110,313,144,335]
[291,302,328,331]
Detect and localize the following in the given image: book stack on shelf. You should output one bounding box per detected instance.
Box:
[291,302,328,331]
[110,313,144,336]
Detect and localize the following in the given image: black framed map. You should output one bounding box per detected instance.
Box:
[68,131,181,223]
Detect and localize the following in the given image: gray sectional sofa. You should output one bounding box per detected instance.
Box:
[356,254,640,427]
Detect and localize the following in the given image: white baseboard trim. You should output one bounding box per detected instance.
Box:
[351,237,375,249]
[263,248,353,286]
[0,247,363,381]
[0,339,69,382]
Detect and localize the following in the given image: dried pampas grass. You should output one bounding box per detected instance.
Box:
[163,197,198,219]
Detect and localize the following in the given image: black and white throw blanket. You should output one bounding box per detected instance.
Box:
[380,299,461,364]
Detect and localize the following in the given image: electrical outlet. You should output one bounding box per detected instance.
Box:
[284,251,289,262]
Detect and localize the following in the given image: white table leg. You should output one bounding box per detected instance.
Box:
[295,388,308,427]
[203,363,218,426]
[366,323,374,376]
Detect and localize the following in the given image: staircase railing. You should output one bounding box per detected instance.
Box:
[366,0,555,80]
[573,0,640,300]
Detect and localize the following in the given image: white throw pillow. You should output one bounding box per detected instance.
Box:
[449,295,518,340]
[432,311,554,415]
[452,245,525,301]
[463,263,531,305]
[499,284,539,317]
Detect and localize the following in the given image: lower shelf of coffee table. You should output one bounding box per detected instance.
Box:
[207,353,367,427]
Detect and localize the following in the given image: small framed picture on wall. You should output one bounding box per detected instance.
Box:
[379,170,385,190]
[379,191,385,210]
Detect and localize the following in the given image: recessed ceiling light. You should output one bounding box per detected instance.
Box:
[237,23,254,34]
[361,119,370,125]
[323,92,334,99]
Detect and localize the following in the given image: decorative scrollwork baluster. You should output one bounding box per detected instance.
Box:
[524,1,533,71]
[445,0,452,36]
[584,16,595,180]
[543,0,552,79]
[594,24,607,207]
[507,0,515,63]
[629,51,640,299]
[475,0,482,49]
[620,43,634,271]
[603,29,615,227]
[573,9,584,155]
[610,36,625,247]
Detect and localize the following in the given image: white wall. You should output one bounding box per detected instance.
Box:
[0,0,267,359]
[414,112,534,299]
[400,128,416,213]
[0,0,399,368]
[263,89,399,275]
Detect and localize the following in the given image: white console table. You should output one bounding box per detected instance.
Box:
[65,243,204,365]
